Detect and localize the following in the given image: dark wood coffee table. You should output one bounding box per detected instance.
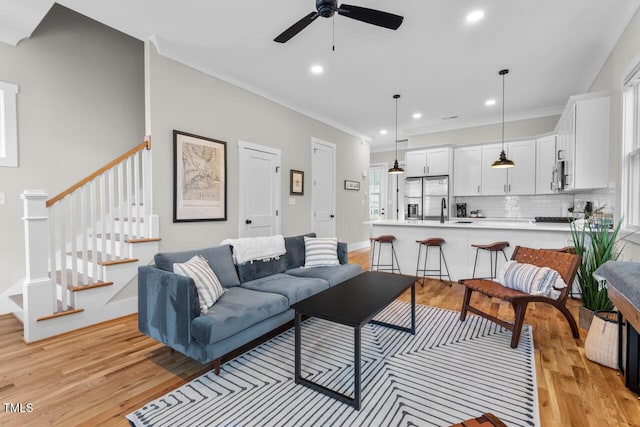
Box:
[291,271,416,410]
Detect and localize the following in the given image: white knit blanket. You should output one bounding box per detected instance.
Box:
[220,235,286,265]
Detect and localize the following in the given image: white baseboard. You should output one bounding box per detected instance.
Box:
[348,240,370,251]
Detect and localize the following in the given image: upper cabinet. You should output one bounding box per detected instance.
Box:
[453,146,482,196]
[405,147,451,177]
[555,92,610,191]
[480,141,536,196]
[535,135,557,194]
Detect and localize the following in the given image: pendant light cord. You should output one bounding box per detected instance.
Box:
[501,71,505,150]
[395,96,398,160]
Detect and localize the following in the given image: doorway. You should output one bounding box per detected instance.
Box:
[369,163,388,220]
[311,137,336,237]
[238,141,281,237]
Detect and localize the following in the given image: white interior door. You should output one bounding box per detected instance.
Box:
[311,138,336,237]
[238,141,281,237]
[369,163,388,220]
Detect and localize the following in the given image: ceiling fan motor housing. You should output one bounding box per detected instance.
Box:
[316,0,338,17]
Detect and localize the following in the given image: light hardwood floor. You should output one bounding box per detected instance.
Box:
[0,248,638,426]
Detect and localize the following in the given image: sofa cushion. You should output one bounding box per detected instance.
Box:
[286,264,362,287]
[284,233,316,269]
[236,257,287,283]
[191,287,289,345]
[154,245,241,288]
[304,236,339,268]
[240,273,329,305]
[174,255,226,314]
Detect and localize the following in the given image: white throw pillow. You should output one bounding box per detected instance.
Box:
[174,255,225,314]
[499,260,567,300]
[304,236,339,268]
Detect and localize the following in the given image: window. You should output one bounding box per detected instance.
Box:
[622,63,640,228]
[0,80,19,167]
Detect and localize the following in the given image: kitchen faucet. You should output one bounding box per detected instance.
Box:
[440,197,447,223]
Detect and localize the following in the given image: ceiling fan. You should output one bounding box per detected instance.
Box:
[274,0,403,43]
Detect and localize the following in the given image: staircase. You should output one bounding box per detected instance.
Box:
[11,138,159,342]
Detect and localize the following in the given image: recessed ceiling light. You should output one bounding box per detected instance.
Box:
[466,10,484,23]
[380,129,388,135]
[310,65,323,74]
[485,99,496,106]
[412,112,422,119]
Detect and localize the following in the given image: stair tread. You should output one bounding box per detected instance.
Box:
[67,250,136,265]
[37,302,84,321]
[70,281,114,292]
[125,237,161,243]
[51,270,116,288]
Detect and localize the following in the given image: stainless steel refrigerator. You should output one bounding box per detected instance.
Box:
[404,175,449,220]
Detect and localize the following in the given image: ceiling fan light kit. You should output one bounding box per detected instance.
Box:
[388,94,405,175]
[491,68,515,169]
[274,0,403,43]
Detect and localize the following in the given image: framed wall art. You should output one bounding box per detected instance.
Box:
[173,130,227,222]
[344,180,360,190]
[290,170,304,195]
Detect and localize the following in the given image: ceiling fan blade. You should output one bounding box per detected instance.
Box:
[274,12,319,43]
[337,4,403,30]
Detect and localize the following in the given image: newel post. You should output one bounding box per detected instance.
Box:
[21,190,54,339]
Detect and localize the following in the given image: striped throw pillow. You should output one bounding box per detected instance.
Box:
[304,236,339,268]
[500,261,566,300]
[174,255,225,314]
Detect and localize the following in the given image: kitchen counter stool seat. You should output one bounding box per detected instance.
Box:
[471,241,510,279]
[370,235,400,274]
[415,237,452,286]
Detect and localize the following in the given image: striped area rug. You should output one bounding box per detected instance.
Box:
[127,302,539,427]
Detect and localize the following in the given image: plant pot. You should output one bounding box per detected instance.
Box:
[579,305,596,330]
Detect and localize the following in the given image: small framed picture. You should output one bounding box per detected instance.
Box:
[290,170,304,195]
[344,180,360,190]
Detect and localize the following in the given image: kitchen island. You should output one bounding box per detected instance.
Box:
[368,219,573,281]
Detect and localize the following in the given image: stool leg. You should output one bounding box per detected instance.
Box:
[490,250,496,279]
[472,248,480,278]
[438,247,442,281]
[376,241,382,272]
[391,243,401,274]
[501,249,508,262]
[415,243,421,281]
[422,246,429,285]
[440,247,452,286]
[370,241,375,271]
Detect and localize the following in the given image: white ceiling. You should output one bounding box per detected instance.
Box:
[2,1,639,149]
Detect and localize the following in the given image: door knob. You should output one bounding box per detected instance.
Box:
[245,219,252,224]
[330,214,335,218]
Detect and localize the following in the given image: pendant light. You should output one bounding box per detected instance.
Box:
[388,94,405,174]
[491,69,515,169]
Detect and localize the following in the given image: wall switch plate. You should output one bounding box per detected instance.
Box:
[288,197,296,206]
[0,193,5,205]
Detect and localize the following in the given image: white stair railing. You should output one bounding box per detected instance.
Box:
[22,137,153,316]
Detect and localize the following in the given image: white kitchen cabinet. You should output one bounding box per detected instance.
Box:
[507,139,536,195]
[453,146,482,196]
[405,147,451,177]
[405,150,428,177]
[555,92,610,191]
[481,144,507,195]
[536,135,557,194]
[480,140,536,195]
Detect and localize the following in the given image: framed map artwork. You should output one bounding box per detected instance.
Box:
[173,130,227,222]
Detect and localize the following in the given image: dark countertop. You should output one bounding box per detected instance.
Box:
[595,261,640,309]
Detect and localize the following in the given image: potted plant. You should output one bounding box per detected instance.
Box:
[569,214,623,330]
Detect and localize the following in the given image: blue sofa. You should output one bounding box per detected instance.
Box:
[138,233,361,372]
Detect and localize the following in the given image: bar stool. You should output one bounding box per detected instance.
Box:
[370,235,401,274]
[471,241,510,279]
[415,237,452,286]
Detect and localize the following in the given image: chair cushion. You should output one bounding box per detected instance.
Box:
[190,287,289,344]
[174,255,226,314]
[240,273,329,304]
[154,245,241,288]
[286,264,362,287]
[498,260,566,299]
[304,236,339,268]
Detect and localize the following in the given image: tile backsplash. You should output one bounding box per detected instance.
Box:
[454,188,615,219]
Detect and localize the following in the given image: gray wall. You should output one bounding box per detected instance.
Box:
[408,115,559,148]
[146,44,370,252]
[0,5,144,297]
[589,6,640,260]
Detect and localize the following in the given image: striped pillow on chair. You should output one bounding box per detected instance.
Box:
[304,236,339,268]
[499,260,566,299]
